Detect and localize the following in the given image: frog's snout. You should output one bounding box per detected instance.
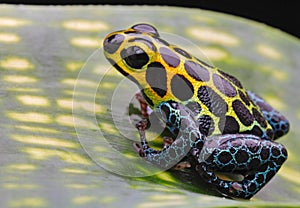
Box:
[103,33,124,55]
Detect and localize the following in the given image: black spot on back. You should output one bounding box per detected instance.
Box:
[232,99,254,126]
[197,86,228,117]
[243,125,263,137]
[186,101,202,115]
[219,115,240,134]
[213,73,237,97]
[239,90,250,106]
[266,129,274,140]
[196,58,213,68]
[154,37,169,46]
[171,74,194,101]
[174,47,192,59]
[160,47,180,68]
[252,108,268,128]
[218,70,243,89]
[198,115,214,136]
[184,60,210,82]
[146,62,167,98]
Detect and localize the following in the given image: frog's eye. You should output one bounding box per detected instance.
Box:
[131,24,159,37]
[121,46,149,69]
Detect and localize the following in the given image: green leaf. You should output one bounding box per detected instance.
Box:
[0,4,299,207]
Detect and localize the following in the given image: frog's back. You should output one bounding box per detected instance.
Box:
[103,24,274,139]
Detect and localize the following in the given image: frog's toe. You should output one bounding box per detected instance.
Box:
[173,161,191,170]
[133,143,145,157]
[163,136,174,148]
[135,119,148,131]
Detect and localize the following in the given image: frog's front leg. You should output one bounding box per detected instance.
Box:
[134,101,204,169]
[197,134,288,199]
[247,90,290,139]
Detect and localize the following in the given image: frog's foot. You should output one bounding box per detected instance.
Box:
[133,119,159,157]
[197,134,288,199]
[247,90,290,140]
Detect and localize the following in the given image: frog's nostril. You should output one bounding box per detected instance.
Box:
[103,34,125,54]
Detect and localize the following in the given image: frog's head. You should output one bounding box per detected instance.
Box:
[103,23,193,107]
[103,23,170,86]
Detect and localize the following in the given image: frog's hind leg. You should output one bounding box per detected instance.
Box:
[247,90,289,140]
[196,134,287,199]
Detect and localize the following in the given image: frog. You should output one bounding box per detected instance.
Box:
[103,23,289,199]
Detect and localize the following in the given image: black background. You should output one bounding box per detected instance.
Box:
[1,0,299,39]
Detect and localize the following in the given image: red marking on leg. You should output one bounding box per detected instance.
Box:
[135,92,149,119]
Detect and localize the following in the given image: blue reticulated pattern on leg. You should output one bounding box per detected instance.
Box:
[136,101,205,169]
[247,91,290,140]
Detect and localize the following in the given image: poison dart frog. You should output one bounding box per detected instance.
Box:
[103,23,289,199]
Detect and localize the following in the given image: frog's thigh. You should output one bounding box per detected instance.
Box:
[198,134,287,199]
[247,90,289,139]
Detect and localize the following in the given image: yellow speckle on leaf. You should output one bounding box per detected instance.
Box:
[0,33,20,43]
[12,134,79,149]
[66,61,84,71]
[100,196,115,205]
[264,95,285,110]
[3,183,38,190]
[22,147,92,165]
[4,75,37,83]
[0,57,34,70]
[7,163,37,171]
[201,47,228,61]
[17,95,50,107]
[72,196,96,205]
[156,172,177,184]
[66,184,94,189]
[63,20,108,32]
[187,27,240,46]
[19,125,59,134]
[256,44,281,59]
[62,78,99,88]
[9,197,46,208]
[57,99,103,113]
[0,17,30,27]
[192,16,216,23]
[71,37,99,48]
[139,194,187,208]
[259,65,288,81]
[56,114,98,129]
[61,168,90,174]
[100,122,118,134]
[7,112,52,123]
